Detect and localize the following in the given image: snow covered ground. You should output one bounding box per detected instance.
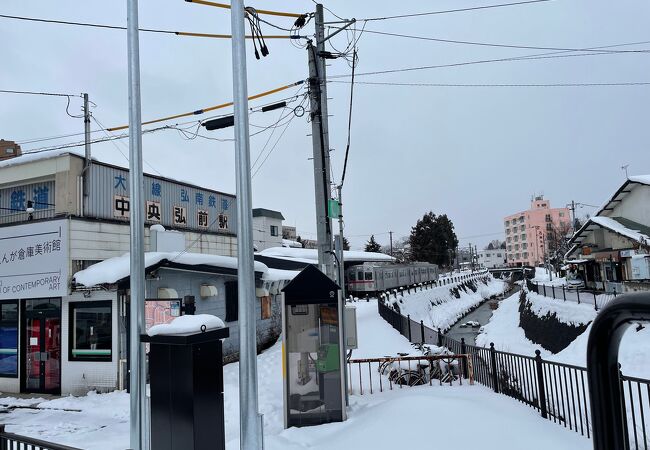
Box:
[392,275,508,331]
[533,267,566,286]
[477,290,650,379]
[0,296,592,449]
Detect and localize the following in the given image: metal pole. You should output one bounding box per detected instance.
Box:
[126,1,146,448]
[389,231,393,257]
[308,3,335,279]
[82,93,91,201]
[230,1,263,448]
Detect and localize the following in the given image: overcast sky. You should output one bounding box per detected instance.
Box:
[2,0,649,250]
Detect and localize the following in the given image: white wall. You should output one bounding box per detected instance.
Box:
[253,216,283,251]
[478,250,506,268]
[62,291,119,396]
[610,184,650,226]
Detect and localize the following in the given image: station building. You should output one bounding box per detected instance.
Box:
[0,149,292,395]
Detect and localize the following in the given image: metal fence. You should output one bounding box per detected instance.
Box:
[526,279,617,311]
[0,425,81,450]
[377,299,650,449]
[347,354,473,395]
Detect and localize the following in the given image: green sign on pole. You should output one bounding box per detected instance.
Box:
[328,199,341,219]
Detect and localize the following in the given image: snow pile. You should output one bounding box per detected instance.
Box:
[525,292,596,326]
[147,314,225,336]
[73,252,269,287]
[392,275,507,332]
[532,267,566,286]
[551,323,650,379]
[281,239,302,248]
[263,268,300,282]
[476,291,551,357]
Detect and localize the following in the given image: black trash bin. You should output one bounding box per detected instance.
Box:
[141,327,229,450]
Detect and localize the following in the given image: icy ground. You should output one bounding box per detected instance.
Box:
[477,291,650,378]
[0,299,590,449]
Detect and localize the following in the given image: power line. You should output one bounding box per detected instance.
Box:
[0,88,82,97]
[339,48,356,187]
[337,28,650,54]
[330,80,650,88]
[357,0,553,21]
[329,43,650,80]
[0,14,297,40]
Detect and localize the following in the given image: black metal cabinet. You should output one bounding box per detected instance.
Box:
[141,327,229,450]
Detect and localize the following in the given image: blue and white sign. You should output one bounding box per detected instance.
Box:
[0,219,68,300]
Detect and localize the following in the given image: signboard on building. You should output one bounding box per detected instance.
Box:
[86,164,236,234]
[0,219,69,300]
[0,180,56,226]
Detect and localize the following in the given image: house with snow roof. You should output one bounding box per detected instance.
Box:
[0,149,295,396]
[565,175,650,293]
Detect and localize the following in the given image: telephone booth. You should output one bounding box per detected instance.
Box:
[281,265,346,428]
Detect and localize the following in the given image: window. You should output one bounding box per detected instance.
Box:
[506,229,510,235]
[514,236,518,242]
[261,296,272,320]
[0,301,18,377]
[520,225,525,231]
[523,243,528,249]
[358,271,364,281]
[225,281,238,322]
[69,301,112,362]
[270,225,278,237]
[545,214,552,222]
[521,234,526,241]
[496,253,502,257]
[365,272,373,281]
[505,220,509,226]
[523,252,528,258]
[515,244,519,250]
[348,272,356,281]
[559,212,565,217]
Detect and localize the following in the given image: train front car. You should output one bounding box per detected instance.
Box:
[345,263,378,296]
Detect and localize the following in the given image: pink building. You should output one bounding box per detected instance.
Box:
[503,196,572,267]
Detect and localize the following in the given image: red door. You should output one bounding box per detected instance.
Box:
[24,300,61,394]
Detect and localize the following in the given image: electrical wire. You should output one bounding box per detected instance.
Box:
[185,0,305,18]
[0,88,82,97]
[0,14,297,40]
[357,0,552,21]
[251,113,297,179]
[332,28,650,54]
[329,41,650,80]
[329,80,650,88]
[339,48,356,188]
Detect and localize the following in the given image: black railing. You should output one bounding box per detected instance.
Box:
[587,293,650,450]
[0,425,81,450]
[378,297,650,449]
[526,279,617,311]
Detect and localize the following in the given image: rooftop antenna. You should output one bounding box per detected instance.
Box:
[621,164,629,178]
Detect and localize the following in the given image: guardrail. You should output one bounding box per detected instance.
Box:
[0,425,81,450]
[377,295,650,448]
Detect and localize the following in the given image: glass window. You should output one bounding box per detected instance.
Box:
[225,281,238,322]
[69,301,112,362]
[270,225,278,237]
[364,272,373,281]
[357,271,363,281]
[0,302,18,377]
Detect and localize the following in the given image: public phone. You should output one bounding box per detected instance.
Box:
[282,265,346,428]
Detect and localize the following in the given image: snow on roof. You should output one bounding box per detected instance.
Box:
[147,314,225,336]
[74,252,268,287]
[0,149,84,169]
[589,216,650,244]
[281,239,302,248]
[263,268,300,282]
[259,246,395,263]
[628,175,650,185]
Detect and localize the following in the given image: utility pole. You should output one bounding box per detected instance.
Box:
[126,1,146,449]
[336,186,346,298]
[389,231,393,257]
[82,93,92,202]
[307,4,335,280]
[569,200,577,230]
[230,0,264,448]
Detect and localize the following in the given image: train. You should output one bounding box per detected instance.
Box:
[345,262,439,294]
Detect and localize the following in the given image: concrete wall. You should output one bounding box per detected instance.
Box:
[253,216,283,251]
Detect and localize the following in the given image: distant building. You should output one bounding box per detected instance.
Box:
[282,225,297,240]
[565,175,650,293]
[252,208,284,251]
[0,139,21,161]
[504,196,571,267]
[478,248,506,269]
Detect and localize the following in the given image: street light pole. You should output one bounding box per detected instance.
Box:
[230,1,264,448]
[126,0,146,448]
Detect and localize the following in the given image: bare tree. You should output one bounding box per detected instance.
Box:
[547,221,573,270]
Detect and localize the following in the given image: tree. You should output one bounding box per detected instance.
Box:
[382,236,410,263]
[342,236,350,251]
[487,242,495,250]
[296,235,305,248]
[546,221,573,270]
[409,212,459,267]
[365,235,382,253]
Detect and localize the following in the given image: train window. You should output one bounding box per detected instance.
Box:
[358,271,363,280]
[365,272,373,280]
[348,272,356,281]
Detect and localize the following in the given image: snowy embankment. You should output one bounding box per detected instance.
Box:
[0,298,590,450]
[532,267,567,286]
[391,275,507,332]
[477,291,650,379]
